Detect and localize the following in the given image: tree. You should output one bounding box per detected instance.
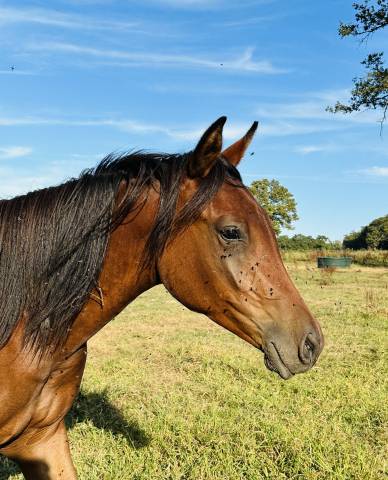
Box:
[343,214,388,249]
[249,179,298,235]
[328,1,388,126]
[342,230,366,249]
[366,215,388,248]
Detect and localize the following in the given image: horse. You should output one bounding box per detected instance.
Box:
[0,117,323,479]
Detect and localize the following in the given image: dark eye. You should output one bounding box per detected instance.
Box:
[220,226,241,241]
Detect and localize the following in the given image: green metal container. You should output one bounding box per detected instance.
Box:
[317,257,352,268]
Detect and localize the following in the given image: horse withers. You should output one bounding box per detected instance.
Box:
[0,117,323,479]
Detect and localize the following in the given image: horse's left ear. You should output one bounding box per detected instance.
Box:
[221,121,258,167]
[187,116,227,178]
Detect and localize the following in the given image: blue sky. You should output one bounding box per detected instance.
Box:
[0,0,387,240]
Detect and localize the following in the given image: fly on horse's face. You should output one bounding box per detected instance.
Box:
[158,117,323,379]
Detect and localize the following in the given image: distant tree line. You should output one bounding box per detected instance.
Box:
[277,234,341,251]
[277,216,388,251]
[343,214,388,249]
[248,179,387,251]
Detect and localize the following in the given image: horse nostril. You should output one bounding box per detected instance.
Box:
[300,334,317,365]
[304,337,315,360]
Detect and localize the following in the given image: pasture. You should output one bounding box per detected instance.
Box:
[1,260,387,479]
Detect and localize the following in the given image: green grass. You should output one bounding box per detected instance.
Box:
[1,263,387,479]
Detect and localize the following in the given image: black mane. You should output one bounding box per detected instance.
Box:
[0,151,241,353]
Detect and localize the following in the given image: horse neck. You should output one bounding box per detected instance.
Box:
[60,186,160,359]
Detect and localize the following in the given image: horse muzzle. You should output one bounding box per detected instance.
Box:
[263,327,324,380]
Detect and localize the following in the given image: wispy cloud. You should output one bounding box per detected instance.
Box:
[0,157,95,198]
[27,42,286,74]
[142,0,275,9]
[0,170,57,198]
[8,105,382,144]
[0,146,32,159]
[256,91,382,125]
[253,90,386,137]
[150,0,220,5]
[361,166,388,177]
[0,114,258,142]
[294,145,329,155]
[257,101,330,121]
[0,69,36,76]
[7,111,382,141]
[259,121,343,137]
[0,6,139,32]
[1,113,347,140]
[217,14,283,28]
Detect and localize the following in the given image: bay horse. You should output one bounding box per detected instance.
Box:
[0,117,323,479]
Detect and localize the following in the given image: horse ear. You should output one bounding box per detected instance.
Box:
[221,121,258,167]
[187,116,227,178]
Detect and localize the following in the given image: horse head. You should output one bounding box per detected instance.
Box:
[158,117,324,379]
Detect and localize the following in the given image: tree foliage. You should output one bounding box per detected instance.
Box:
[328,1,388,125]
[343,214,388,249]
[278,234,341,251]
[339,0,388,37]
[249,179,298,235]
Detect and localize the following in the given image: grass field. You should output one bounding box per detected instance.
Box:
[1,262,387,479]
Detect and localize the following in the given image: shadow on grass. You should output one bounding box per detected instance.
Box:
[65,390,150,449]
[0,390,150,479]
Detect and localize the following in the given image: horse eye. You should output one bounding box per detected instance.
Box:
[220,226,241,241]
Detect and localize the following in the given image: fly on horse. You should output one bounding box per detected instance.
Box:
[0,117,323,479]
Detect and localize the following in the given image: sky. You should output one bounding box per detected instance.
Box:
[0,0,387,240]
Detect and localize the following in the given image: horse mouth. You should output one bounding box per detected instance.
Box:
[263,342,294,380]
